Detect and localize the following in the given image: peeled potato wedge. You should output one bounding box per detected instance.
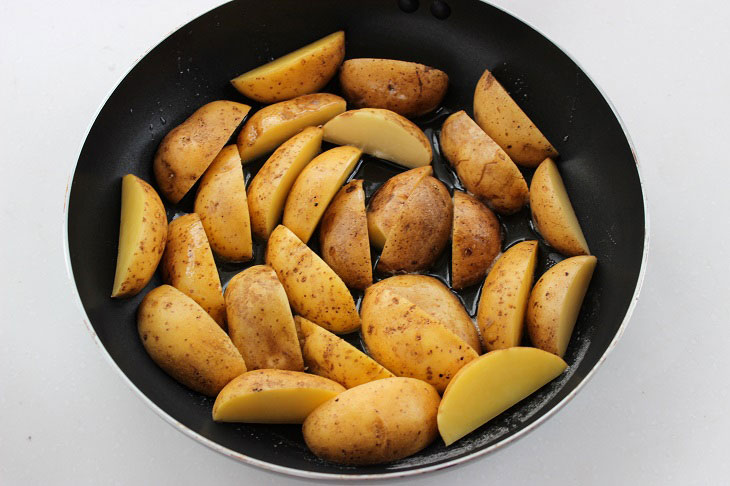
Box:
[225,265,304,371]
[527,255,597,357]
[154,101,250,203]
[378,176,452,274]
[111,174,167,298]
[361,286,478,392]
[437,347,567,445]
[371,275,480,353]
[237,93,345,164]
[247,126,323,240]
[339,58,448,117]
[265,225,360,333]
[231,31,345,103]
[366,166,432,249]
[295,316,394,388]
[303,377,440,465]
[161,213,226,328]
[138,285,246,396]
[323,108,432,169]
[194,145,252,262]
[451,191,502,290]
[440,110,528,214]
[477,240,538,351]
[530,158,590,256]
[212,369,345,423]
[319,180,372,289]
[473,68,558,167]
[282,146,361,243]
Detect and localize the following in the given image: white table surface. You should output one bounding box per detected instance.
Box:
[2,0,729,484]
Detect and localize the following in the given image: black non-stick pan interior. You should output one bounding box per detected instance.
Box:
[67,0,645,478]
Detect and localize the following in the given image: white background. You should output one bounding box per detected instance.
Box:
[1,0,729,484]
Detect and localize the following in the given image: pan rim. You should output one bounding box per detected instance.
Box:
[62,0,650,480]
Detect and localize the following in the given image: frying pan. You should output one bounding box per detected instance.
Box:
[65,0,648,479]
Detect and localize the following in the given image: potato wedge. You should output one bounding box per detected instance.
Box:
[474,68,559,167]
[323,108,432,169]
[319,180,372,289]
[438,347,567,445]
[366,166,432,249]
[231,31,345,103]
[194,145,252,262]
[339,58,448,117]
[527,255,597,357]
[371,275,480,353]
[212,369,344,423]
[378,176,452,274]
[154,101,250,203]
[530,158,590,256]
[361,286,477,392]
[451,191,502,290]
[225,265,304,371]
[295,316,393,388]
[477,240,538,351]
[237,93,345,164]
[161,213,226,328]
[111,174,167,298]
[247,127,323,240]
[303,377,440,465]
[440,110,528,214]
[282,146,361,243]
[138,285,246,396]
[265,225,360,333]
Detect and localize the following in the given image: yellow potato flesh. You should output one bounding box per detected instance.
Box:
[213,370,344,423]
[247,127,323,240]
[438,347,567,445]
[477,241,538,351]
[230,31,344,103]
[237,94,345,164]
[323,108,432,169]
[296,316,394,388]
[366,166,432,248]
[282,146,361,243]
[112,174,167,297]
[527,255,597,357]
[530,158,590,256]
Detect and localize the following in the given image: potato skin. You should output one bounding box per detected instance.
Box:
[111,174,168,298]
[378,176,452,274]
[161,213,226,328]
[265,225,361,333]
[154,101,250,203]
[370,275,481,353]
[194,145,252,262]
[231,31,345,103]
[237,93,345,163]
[137,285,246,396]
[224,265,304,371]
[340,58,448,117]
[302,377,440,465]
[295,316,394,388]
[366,166,432,249]
[474,68,558,167]
[440,110,528,214]
[451,191,502,289]
[319,180,372,289]
[362,286,478,392]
